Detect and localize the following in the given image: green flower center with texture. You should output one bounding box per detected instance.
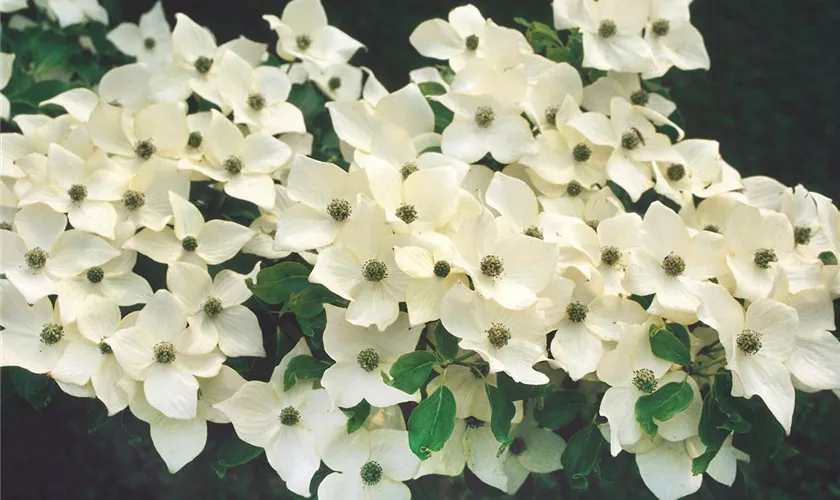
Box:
[630,90,649,106]
[567,301,588,323]
[361,259,388,282]
[328,77,342,91]
[632,368,657,393]
[153,341,176,364]
[509,437,527,456]
[753,248,777,269]
[572,143,592,162]
[544,105,559,126]
[667,164,686,182]
[98,340,113,355]
[400,162,418,179]
[474,106,495,128]
[486,322,511,349]
[144,37,156,50]
[134,140,157,160]
[25,247,48,270]
[86,266,105,284]
[621,131,641,150]
[703,224,720,234]
[598,19,618,38]
[279,406,301,426]
[464,416,484,429]
[68,184,87,203]
[327,198,352,222]
[194,56,213,74]
[601,246,621,267]
[662,254,686,276]
[480,255,504,278]
[523,225,544,240]
[737,329,762,355]
[182,236,198,252]
[360,461,383,486]
[247,93,266,111]
[395,203,418,224]
[433,260,451,278]
[357,348,380,372]
[586,219,600,231]
[652,19,670,37]
[566,180,583,197]
[40,323,64,346]
[465,34,479,51]
[203,297,223,318]
[224,156,244,175]
[794,226,811,246]
[122,190,146,211]
[296,34,312,51]
[188,131,203,149]
[0,222,11,230]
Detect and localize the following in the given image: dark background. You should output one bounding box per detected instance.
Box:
[3,0,840,498]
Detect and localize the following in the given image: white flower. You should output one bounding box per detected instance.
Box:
[409,4,489,72]
[644,0,710,78]
[0,52,14,120]
[576,0,654,73]
[115,157,191,233]
[318,428,420,500]
[37,0,109,28]
[393,245,465,326]
[97,63,154,112]
[107,290,226,419]
[635,438,702,500]
[520,63,583,132]
[425,364,514,422]
[784,288,840,392]
[1,203,119,303]
[243,184,294,260]
[320,305,423,408]
[0,0,27,13]
[107,2,172,68]
[215,339,346,496]
[167,262,265,358]
[414,419,467,479]
[124,192,253,268]
[308,62,364,102]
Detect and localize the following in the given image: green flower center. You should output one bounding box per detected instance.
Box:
[181,236,198,252]
[703,224,720,234]
[134,139,157,160]
[86,266,105,283]
[480,255,504,278]
[187,131,203,149]
[474,106,495,129]
[737,329,762,355]
[433,260,451,278]
[465,34,480,51]
[395,203,418,224]
[632,368,657,393]
[621,131,641,150]
[544,105,560,126]
[224,156,244,175]
[652,19,670,37]
[68,184,88,203]
[327,76,342,91]
[662,254,686,276]
[279,406,301,426]
[153,341,176,364]
[572,143,592,163]
[202,297,223,318]
[630,90,650,106]
[600,246,621,267]
[753,248,777,269]
[194,56,213,75]
[509,437,527,456]
[98,340,113,355]
[122,190,146,211]
[523,225,544,240]
[25,247,48,270]
[794,226,811,246]
[144,37,156,50]
[598,19,618,38]
[327,198,352,222]
[296,34,312,51]
[566,180,583,197]
[667,164,686,182]
[361,259,388,282]
[360,461,383,486]
[464,416,485,428]
[357,348,380,372]
[400,162,418,179]
[486,322,511,349]
[247,93,266,111]
[566,301,588,323]
[40,323,64,346]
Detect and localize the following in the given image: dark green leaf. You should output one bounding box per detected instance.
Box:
[561,424,604,488]
[732,398,784,459]
[497,372,543,401]
[699,392,729,448]
[283,355,332,391]
[649,324,691,366]
[433,322,459,361]
[418,82,447,96]
[408,386,457,460]
[819,251,838,265]
[485,383,516,443]
[596,450,631,483]
[289,82,327,122]
[635,380,694,436]
[212,440,263,479]
[430,99,453,134]
[289,284,345,319]
[387,351,437,394]
[692,449,718,476]
[534,390,586,429]
[247,262,310,305]
[10,368,53,410]
[343,400,371,434]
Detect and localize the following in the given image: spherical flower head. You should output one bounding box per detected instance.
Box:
[509,437,527,456]
[566,301,588,323]
[598,19,618,39]
[194,56,213,75]
[601,246,621,267]
[86,266,105,283]
[544,105,560,127]
[486,322,511,349]
[572,143,592,163]
[621,131,641,151]
[632,368,657,394]
[703,224,720,234]
[652,19,670,37]
[40,323,64,346]
[356,348,380,372]
[327,77,342,91]
[25,247,48,270]
[224,156,244,175]
[480,255,504,278]
[247,93,267,111]
[134,139,157,160]
[202,297,223,318]
[279,406,301,426]
[400,162,418,179]
[630,90,650,106]
[395,203,418,224]
[662,254,686,276]
[98,340,113,355]
[181,236,198,252]
[433,260,451,278]
[666,164,686,182]
[523,225,544,240]
[68,184,88,203]
[296,34,312,51]
[122,190,146,211]
[360,461,383,486]
[187,131,204,149]
[753,248,777,269]
[327,198,352,222]
[566,180,583,197]
[361,259,388,282]
[794,226,811,246]
[144,37,156,50]
[153,341,177,364]
[737,329,762,355]
[474,106,495,129]
[464,416,485,429]
[465,34,480,51]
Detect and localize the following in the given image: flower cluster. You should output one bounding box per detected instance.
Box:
[1,1,839,499]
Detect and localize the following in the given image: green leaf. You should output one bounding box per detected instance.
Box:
[407,386,457,460]
[635,380,694,436]
[819,251,838,265]
[711,370,751,434]
[534,390,586,430]
[212,440,263,479]
[561,424,604,488]
[649,323,691,366]
[732,399,784,460]
[283,355,333,391]
[699,392,729,448]
[387,351,437,394]
[289,82,327,122]
[10,367,53,410]
[485,383,516,443]
[343,400,371,434]
[418,82,447,96]
[691,449,718,476]
[289,284,345,319]
[433,322,459,361]
[247,262,310,305]
[430,99,453,134]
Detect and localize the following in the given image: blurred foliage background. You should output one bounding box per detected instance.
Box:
[2,0,839,498]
